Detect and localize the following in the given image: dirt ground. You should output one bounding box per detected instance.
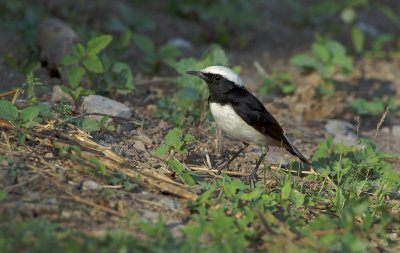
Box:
[1,0,400,238]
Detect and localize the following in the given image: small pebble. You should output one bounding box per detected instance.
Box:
[81,180,102,191]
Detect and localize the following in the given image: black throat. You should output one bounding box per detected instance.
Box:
[205,74,249,105]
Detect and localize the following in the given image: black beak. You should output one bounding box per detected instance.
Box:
[187,70,208,81]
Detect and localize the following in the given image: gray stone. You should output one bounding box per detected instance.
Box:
[51,85,73,103]
[325,119,359,147]
[80,95,131,119]
[167,38,193,52]
[392,125,400,138]
[36,18,79,69]
[81,180,102,191]
[133,140,146,152]
[159,197,179,210]
[80,95,135,132]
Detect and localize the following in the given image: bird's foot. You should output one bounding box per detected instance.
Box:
[215,160,231,174]
[243,169,259,186]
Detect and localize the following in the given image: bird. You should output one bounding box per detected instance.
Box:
[187,65,311,179]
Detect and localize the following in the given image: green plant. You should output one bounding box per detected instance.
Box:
[154,127,195,186]
[254,62,295,97]
[168,0,259,46]
[61,34,113,100]
[291,37,353,95]
[21,72,42,105]
[3,54,40,75]
[132,34,181,73]
[351,97,397,116]
[160,45,229,126]
[0,100,46,143]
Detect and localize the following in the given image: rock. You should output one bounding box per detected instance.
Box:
[167,37,193,53]
[81,180,102,191]
[80,95,135,132]
[392,125,400,138]
[265,150,290,166]
[389,191,400,200]
[133,140,146,152]
[51,85,73,103]
[159,197,179,210]
[324,119,359,147]
[141,210,160,222]
[44,152,54,158]
[36,17,79,69]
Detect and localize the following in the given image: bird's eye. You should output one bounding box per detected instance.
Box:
[215,75,222,80]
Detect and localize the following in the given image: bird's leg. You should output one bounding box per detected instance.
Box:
[246,146,269,184]
[216,143,249,172]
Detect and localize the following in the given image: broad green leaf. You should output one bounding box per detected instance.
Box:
[73,43,85,58]
[0,100,18,121]
[0,190,7,201]
[167,159,195,186]
[281,181,291,200]
[159,44,181,60]
[290,190,305,208]
[290,54,318,68]
[112,62,134,90]
[312,42,330,63]
[154,144,169,157]
[67,66,85,88]
[81,118,100,132]
[61,55,79,66]
[165,128,182,146]
[83,55,103,73]
[133,34,155,55]
[87,35,112,55]
[20,106,41,122]
[351,26,365,54]
[340,7,355,24]
[239,189,261,201]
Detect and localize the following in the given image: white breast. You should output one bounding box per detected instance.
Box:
[209,103,281,146]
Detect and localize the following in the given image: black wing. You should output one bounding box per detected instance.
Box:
[230,90,311,164]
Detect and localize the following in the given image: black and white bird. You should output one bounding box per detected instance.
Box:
[187,66,311,178]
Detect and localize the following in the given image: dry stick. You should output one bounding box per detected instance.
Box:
[189,165,248,177]
[35,167,125,218]
[3,174,40,192]
[78,151,198,201]
[56,112,142,127]
[374,106,390,138]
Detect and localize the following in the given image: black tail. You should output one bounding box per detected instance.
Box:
[285,140,312,165]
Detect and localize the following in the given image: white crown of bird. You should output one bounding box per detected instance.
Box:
[201,66,244,87]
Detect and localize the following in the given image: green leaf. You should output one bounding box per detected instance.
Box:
[83,55,103,73]
[73,43,85,58]
[87,35,112,55]
[351,26,365,54]
[239,189,262,201]
[167,159,195,186]
[154,144,169,157]
[20,106,41,122]
[61,55,79,66]
[290,190,305,208]
[281,181,291,200]
[165,128,182,146]
[341,7,356,24]
[67,66,86,88]
[81,118,100,132]
[159,44,181,61]
[0,190,7,201]
[312,42,330,63]
[132,34,155,55]
[0,100,18,121]
[290,54,318,68]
